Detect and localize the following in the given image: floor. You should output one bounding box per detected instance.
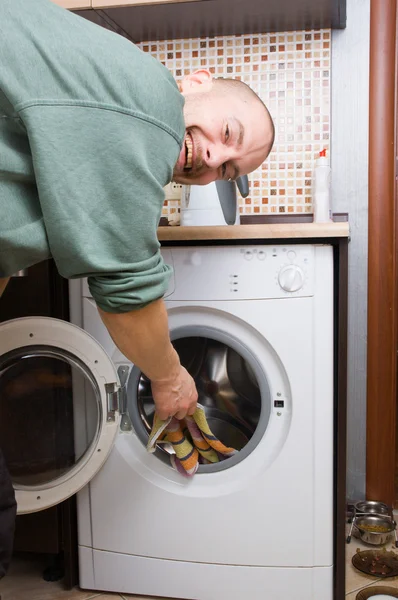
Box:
[0,554,175,600]
[3,537,398,600]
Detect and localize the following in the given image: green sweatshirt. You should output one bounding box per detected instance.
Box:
[0,0,185,312]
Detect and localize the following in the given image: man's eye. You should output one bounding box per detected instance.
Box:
[225,125,230,142]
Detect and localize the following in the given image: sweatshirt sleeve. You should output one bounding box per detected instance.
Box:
[19,102,182,312]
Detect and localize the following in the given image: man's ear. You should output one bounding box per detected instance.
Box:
[179,69,213,95]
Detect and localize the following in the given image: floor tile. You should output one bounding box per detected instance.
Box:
[0,554,107,600]
[346,590,360,599]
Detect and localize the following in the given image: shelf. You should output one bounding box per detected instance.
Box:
[157,222,350,242]
[52,0,91,9]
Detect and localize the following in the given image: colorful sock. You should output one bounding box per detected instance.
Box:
[147,404,237,477]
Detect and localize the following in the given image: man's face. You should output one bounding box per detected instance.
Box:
[172,71,273,185]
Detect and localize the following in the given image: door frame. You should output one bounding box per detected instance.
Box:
[367,0,398,504]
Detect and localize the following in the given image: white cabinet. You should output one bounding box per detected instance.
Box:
[79,0,346,44]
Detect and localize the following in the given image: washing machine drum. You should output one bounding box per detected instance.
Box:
[128,335,271,473]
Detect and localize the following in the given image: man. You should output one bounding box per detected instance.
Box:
[0,0,274,580]
[0,0,274,421]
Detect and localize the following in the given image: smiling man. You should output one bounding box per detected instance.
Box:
[0,0,274,578]
[0,0,274,425]
[174,73,274,185]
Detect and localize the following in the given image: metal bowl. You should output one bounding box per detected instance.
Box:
[355,500,391,517]
[354,515,395,546]
[356,585,398,598]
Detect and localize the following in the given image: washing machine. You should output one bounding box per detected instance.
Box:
[0,242,334,600]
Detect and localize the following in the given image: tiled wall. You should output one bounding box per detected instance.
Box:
[138,30,331,218]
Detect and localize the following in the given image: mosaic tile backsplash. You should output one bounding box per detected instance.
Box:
[138,30,331,217]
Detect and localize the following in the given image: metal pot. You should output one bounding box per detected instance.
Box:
[355,500,391,517]
[354,515,396,546]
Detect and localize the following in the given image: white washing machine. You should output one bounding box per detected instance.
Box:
[0,243,334,600]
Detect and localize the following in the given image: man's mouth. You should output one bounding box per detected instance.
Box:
[184,133,193,170]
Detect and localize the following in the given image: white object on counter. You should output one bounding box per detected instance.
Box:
[313,149,332,223]
[368,596,397,599]
[180,182,240,226]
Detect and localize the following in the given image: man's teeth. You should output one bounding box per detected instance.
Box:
[185,135,193,169]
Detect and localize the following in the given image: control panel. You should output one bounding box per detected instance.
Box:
[162,245,315,301]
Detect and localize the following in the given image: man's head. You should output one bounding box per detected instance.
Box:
[173,70,274,185]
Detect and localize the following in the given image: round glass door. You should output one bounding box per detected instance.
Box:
[0,347,100,487]
[0,317,120,514]
[128,327,272,473]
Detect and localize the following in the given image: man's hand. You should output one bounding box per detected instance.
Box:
[151,366,198,421]
[98,299,198,421]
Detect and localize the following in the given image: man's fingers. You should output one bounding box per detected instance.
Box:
[156,408,170,421]
[187,404,197,416]
[151,365,199,421]
[175,409,187,420]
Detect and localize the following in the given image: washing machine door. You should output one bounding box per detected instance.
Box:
[0,317,120,514]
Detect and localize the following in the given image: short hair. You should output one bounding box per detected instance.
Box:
[214,77,275,157]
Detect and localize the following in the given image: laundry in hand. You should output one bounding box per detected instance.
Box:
[147,404,237,477]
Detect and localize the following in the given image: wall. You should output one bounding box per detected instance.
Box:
[331,0,370,499]
[138,31,331,220]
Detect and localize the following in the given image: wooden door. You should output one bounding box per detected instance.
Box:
[367,0,398,506]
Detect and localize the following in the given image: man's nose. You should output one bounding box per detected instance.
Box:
[205,145,227,169]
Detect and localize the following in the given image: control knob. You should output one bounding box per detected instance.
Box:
[278,265,304,292]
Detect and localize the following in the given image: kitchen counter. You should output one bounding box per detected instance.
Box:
[157,222,349,242]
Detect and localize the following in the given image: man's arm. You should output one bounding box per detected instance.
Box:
[98,298,198,420]
[22,105,195,418]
